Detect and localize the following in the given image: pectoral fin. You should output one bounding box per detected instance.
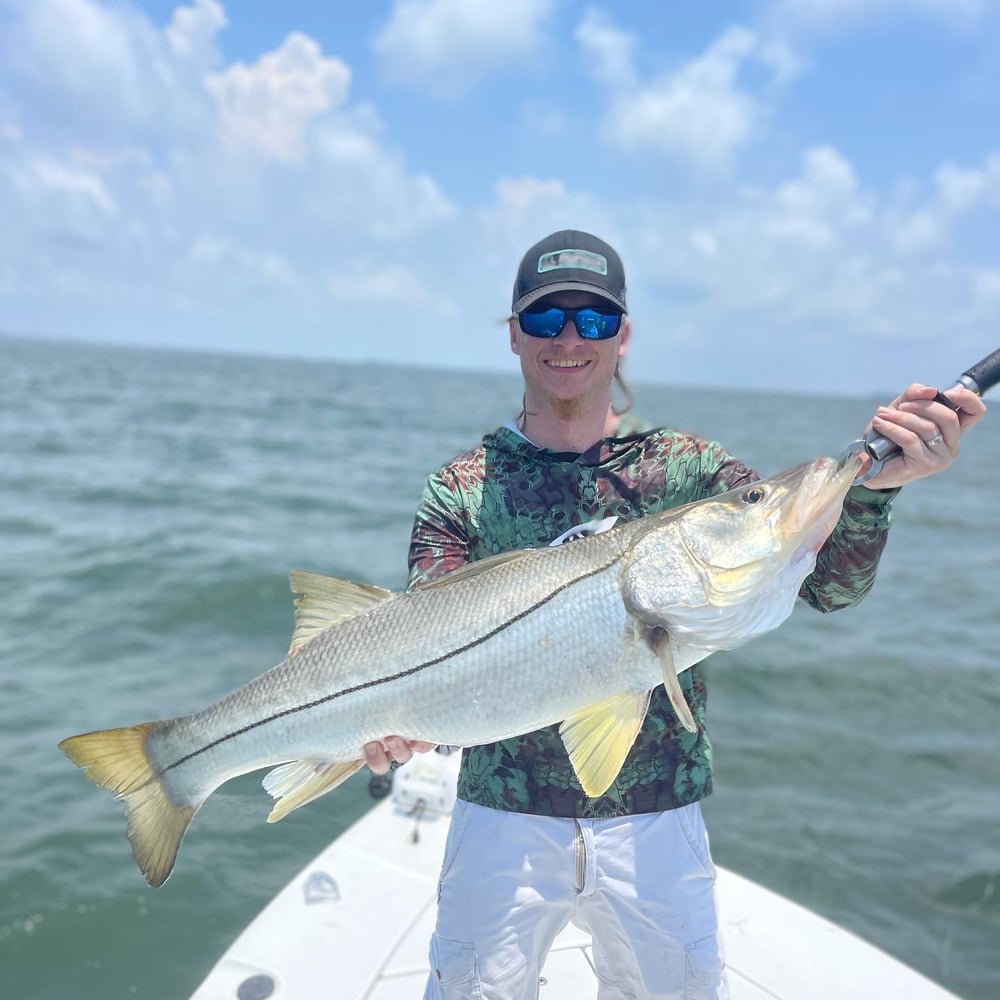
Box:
[648,626,697,733]
[262,758,365,822]
[559,690,651,797]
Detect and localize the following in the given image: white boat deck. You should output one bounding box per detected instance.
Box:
[191,754,959,1000]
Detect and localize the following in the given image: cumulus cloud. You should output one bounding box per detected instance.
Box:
[373,0,556,96]
[619,142,1000,373]
[576,14,777,167]
[166,0,227,64]
[16,154,117,215]
[0,0,214,143]
[889,155,1000,255]
[206,32,351,163]
[327,263,451,309]
[494,176,567,223]
[766,146,872,247]
[188,234,296,286]
[0,0,458,348]
[573,8,638,90]
[0,1,996,390]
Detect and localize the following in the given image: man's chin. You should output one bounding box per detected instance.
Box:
[550,396,584,420]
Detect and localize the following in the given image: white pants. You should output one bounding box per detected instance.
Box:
[423,800,728,1000]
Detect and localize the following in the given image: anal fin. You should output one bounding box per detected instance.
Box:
[559,690,651,798]
[262,758,365,822]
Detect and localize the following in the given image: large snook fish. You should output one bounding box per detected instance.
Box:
[61,452,862,886]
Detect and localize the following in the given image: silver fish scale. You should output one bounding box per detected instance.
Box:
[149,529,653,800]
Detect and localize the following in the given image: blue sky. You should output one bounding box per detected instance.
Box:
[1,0,999,394]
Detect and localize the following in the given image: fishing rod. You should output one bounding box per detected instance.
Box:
[842,347,1000,483]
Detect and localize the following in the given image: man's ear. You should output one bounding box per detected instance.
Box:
[618,316,632,358]
[509,317,520,355]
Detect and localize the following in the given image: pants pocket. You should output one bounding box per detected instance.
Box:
[437,799,474,892]
[685,933,726,999]
[428,934,482,999]
[674,803,716,878]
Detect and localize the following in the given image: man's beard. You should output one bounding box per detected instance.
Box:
[549,394,584,420]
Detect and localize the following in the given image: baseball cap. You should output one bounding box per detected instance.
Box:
[511,230,627,313]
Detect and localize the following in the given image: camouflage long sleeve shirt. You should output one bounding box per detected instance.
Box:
[407,420,896,818]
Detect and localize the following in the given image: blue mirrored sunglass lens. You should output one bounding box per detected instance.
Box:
[575,309,622,339]
[518,308,565,337]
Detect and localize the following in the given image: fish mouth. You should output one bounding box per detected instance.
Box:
[787,454,863,553]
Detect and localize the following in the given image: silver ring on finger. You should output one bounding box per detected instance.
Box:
[925,433,944,447]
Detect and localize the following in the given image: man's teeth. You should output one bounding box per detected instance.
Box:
[546,359,589,368]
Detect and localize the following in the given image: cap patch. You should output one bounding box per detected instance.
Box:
[537,248,608,276]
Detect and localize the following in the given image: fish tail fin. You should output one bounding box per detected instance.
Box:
[59,723,196,887]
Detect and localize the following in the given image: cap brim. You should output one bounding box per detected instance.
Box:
[512,280,626,313]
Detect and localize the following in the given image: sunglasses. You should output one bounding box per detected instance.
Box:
[517,305,624,340]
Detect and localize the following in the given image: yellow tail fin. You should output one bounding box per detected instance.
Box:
[59,723,195,888]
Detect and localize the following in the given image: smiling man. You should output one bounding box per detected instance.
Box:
[363,230,984,1000]
[508,232,632,448]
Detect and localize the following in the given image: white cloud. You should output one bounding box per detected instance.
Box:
[188,233,296,285]
[494,176,567,223]
[327,264,449,309]
[617,143,1000,374]
[0,0,461,342]
[0,0,210,140]
[0,1,996,391]
[767,146,872,247]
[166,0,227,65]
[373,0,555,96]
[574,8,638,90]
[578,18,775,167]
[889,155,1000,255]
[20,155,117,215]
[206,33,351,164]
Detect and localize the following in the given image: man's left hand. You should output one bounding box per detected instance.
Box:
[861,383,986,490]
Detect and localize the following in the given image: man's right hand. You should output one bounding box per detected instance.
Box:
[363,736,436,774]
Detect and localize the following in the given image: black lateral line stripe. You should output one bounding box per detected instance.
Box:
[161,555,620,775]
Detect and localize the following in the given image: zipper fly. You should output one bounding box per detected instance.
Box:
[573,818,596,895]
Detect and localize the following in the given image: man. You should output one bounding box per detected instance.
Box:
[364,230,985,999]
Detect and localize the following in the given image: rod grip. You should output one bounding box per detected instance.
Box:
[960,348,1000,396]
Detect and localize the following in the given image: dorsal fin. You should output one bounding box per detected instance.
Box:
[288,570,395,654]
[419,548,538,590]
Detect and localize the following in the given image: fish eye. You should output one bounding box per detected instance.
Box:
[741,487,765,504]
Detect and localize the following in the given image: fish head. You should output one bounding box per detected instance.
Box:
[677,453,863,588]
[623,452,863,639]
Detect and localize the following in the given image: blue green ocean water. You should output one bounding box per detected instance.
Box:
[1,334,998,999]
